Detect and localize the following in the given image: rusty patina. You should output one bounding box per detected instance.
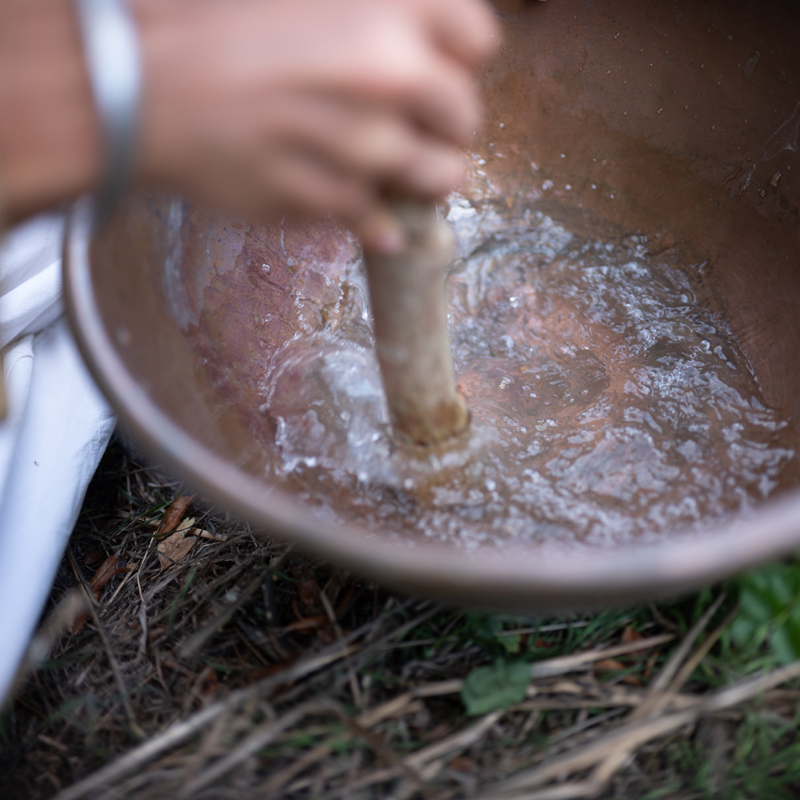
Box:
[65,0,800,610]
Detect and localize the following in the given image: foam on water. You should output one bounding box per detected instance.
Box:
[260,198,798,549]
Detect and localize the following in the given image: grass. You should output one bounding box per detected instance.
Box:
[0,434,799,799]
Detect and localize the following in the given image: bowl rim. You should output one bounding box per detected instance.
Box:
[63,197,800,610]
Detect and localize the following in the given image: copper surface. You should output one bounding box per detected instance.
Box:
[65,0,800,610]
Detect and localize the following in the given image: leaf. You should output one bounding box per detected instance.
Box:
[198,667,219,696]
[594,658,628,673]
[621,624,643,643]
[770,606,800,664]
[733,559,800,663]
[283,615,330,634]
[730,615,764,649]
[88,555,123,600]
[157,518,198,570]
[595,657,642,685]
[461,659,530,716]
[67,555,125,635]
[739,565,799,620]
[770,626,800,665]
[498,633,522,655]
[158,494,195,536]
[83,550,106,567]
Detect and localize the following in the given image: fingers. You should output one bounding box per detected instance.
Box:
[258,148,373,220]
[265,93,465,199]
[394,0,501,69]
[351,203,409,254]
[253,142,461,255]
[135,0,491,234]
[254,148,414,258]
[399,50,482,145]
[313,8,483,147]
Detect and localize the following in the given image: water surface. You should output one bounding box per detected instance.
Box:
[260,197,798,549]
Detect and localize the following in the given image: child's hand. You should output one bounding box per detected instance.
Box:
[135,0,501,251]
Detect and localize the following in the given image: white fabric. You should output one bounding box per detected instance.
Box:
[0,214,115,706]
[0,213,65,348]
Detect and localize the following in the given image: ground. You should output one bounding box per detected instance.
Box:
[2,434,800,800]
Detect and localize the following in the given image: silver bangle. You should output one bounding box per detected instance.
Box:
[73,0,142,225]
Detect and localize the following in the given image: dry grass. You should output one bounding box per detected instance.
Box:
[2,436,800,800]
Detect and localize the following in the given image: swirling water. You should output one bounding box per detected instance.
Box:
[261,198,798,549]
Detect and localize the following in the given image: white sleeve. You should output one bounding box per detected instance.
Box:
[0,214,115,707]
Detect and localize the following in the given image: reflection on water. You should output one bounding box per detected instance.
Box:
[260,197,798,549]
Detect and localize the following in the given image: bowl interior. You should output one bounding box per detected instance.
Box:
[66,0,800,610]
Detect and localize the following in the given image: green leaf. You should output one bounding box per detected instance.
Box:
[461,659,530,717]
[734,558,800,664]
[740,565,799,619]
[729,616,764,649]
[498,633,522,655]
[738,586,776,623]
[770,606,800,664]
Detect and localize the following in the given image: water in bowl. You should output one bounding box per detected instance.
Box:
[260,196,798,550]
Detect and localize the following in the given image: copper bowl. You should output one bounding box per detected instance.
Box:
[65,0,800,610]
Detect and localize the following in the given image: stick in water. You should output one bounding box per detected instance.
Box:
[364,199,468,446]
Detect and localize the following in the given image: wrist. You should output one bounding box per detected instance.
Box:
[0,0,103,223]
[130,0,222,190]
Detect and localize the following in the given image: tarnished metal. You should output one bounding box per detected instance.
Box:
[64,0,800,610]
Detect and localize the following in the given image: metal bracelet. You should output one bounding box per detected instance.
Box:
[73,0,142,225]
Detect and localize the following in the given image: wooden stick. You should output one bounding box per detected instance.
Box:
[363,199,468,446]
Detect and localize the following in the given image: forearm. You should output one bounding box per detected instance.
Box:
[0,0,102,223]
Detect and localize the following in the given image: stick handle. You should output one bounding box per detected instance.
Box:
[364,200,468,446]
